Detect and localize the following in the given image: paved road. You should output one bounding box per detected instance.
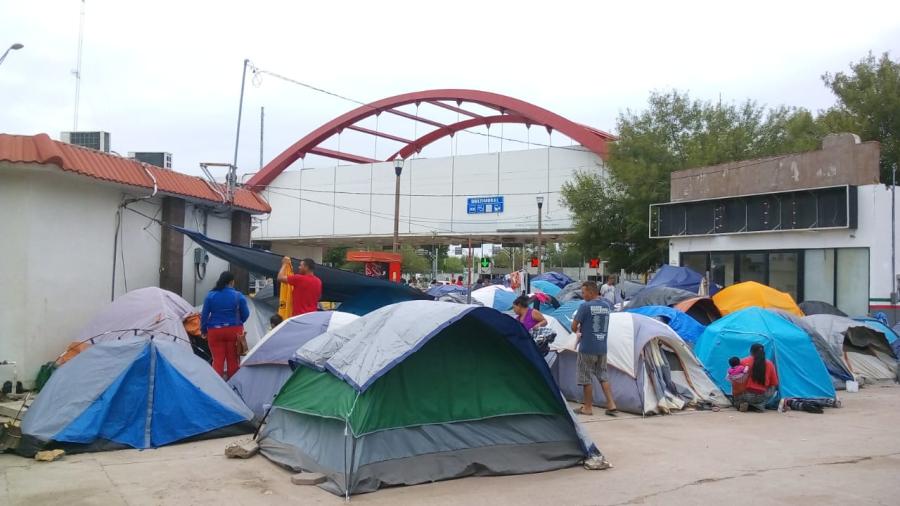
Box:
[2,383,899,505]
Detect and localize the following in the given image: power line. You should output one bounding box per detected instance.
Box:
[263,185,566,197]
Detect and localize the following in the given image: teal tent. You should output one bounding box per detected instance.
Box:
[694,307,836,402]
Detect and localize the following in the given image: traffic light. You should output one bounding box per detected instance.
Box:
[589,258,600,269]
[530,257,540,268]
[480,257,491,269]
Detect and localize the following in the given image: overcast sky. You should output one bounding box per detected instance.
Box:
[2,0,899,179]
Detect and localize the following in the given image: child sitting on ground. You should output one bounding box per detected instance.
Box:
[726,356,749,384]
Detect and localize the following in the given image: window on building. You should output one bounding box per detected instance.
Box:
[769,252,799,301]
[681,252,708,276]
[836,248,869,316]
[804,249,835,305]
[710,253,735,287]
[739,253,767,284]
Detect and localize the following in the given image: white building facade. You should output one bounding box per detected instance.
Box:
[654,134,894,320]
[253,146,605,257]
[0,134,269,387]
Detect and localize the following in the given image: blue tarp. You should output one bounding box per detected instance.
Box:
[647,265,719,296]
[531,280,562,297]
[533,272,575,289]
[694,307,835,401]
[173,227,430,306]
[426,284,468,298]
[627,305,706,344]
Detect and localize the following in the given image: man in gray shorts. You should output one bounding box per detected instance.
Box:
[571,281,618,416]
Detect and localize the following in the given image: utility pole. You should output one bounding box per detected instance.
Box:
[259,106,265,169]
[536,196,544,275]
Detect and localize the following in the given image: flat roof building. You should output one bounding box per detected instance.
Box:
[650,133,892,320]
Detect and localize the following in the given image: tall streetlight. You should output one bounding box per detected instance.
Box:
[0,43,24,66]
[393,158,404,253]
[536,195,544,275]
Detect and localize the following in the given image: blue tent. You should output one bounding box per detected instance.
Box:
[627,305,706,344]
[544,300,584,329]
[533,272,575,289]
[647,265,719,295]
[19,337,253,455]
[532,280,562,297]
[426,284,469,298]
[694,307,835,401]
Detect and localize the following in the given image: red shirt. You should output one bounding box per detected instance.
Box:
[734,356,778,394]
[287,274,322,316]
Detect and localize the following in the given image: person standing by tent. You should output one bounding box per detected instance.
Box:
[278,256,323,316]
[512,295,547,331]
[733,343,779,412]
[201,271,250,380]
[600,275,622,305]
[572,281,618,416]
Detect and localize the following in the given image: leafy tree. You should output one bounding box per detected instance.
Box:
[322,246,349,267]
[562,90,825,273]
[400,244,430,274]
[441,256,465,274]
[822,52,900,182]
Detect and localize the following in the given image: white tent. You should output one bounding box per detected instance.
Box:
[550,312,728,415]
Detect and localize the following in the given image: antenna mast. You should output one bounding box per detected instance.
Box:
[73,0,86,130]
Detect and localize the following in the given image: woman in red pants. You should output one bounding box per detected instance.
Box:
[200,272,250,380]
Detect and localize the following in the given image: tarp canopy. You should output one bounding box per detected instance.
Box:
[646,265,717,295]
[229,311,358,419]
[260,301,601,496]
[694,307,835,401]
[627,286,697,310]
[673,297,722,326]
[712,281,803,317]
[533,272,575,289]
[799,300,847,317]
[20,337,253,456]
[173,227,430,305]
[626,305,707,344]
[550,313,728,414]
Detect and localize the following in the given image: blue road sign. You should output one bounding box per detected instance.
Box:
[467,196,504,214]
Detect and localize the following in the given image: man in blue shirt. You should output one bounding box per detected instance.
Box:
[571,281,617,416]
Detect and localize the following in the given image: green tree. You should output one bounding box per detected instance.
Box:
[322,246,349,267]
[561,90,825,273]
[822,51,900,182]
[400,244,430,275]
[441,256,465,273]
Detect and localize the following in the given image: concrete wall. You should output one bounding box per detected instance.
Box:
[670,134,880,202]
[255,146,605,240]
[0,163,236,386]
[668,184,895,315]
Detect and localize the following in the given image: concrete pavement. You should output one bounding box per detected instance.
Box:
[2,383,899,505]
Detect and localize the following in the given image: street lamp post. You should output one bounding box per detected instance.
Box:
[536,195,544,275]
[0,43,24,66]
[393,158,404,253]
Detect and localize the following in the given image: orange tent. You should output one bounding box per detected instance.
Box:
[712,281,803,317]
[673,297,722,325]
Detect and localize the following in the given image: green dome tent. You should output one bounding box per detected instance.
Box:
[258,301,605,496]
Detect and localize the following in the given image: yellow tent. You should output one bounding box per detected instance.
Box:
[278,264,293,320]
[712,281,803,317]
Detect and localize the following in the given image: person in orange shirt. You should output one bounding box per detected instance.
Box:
[732,343,779,412]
